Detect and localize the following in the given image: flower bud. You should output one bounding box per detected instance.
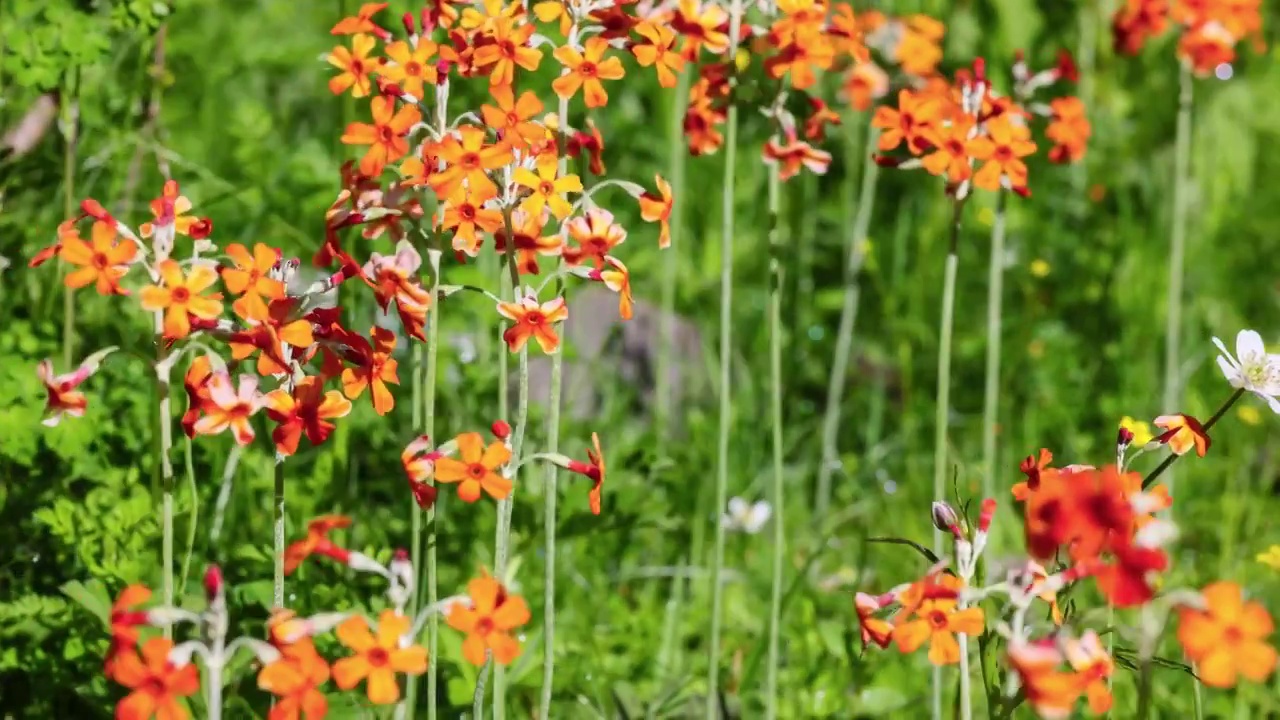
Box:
[931,501,960,535]
[203,565,224,603]
[1117,426,1134,447]
[491,420,511,440]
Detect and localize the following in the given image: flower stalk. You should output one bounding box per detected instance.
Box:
[1160,64,1193,500]
[655,67,690,438]
[979,190,1007,569]
[706,0,744,714]
[154,310,176,632]
[764,157,785,719]
[815,116,880,520]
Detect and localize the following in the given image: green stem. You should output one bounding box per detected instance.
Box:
[815,117,879,520]
[179,437,198,599]
[931,203,963,720]
[764,162,785,719]
[655,67,691,439]
[706,3,743,716]
[979,191,1007,579]
[1136,657,1154,719]
[61,72,78,370]
[1142,387,1244,489]
[273,459,285,609]
[154,311,175,635]
[539,92,571,720]
[1161,65,1193,500]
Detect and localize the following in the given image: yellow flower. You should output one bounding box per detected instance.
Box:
[1120,416,1153,446]
[1030,259,1050,278]
[1238,405,1262,426]
[1257,545,1280,571]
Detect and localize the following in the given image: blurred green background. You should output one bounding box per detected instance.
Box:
[3,0,1280,717]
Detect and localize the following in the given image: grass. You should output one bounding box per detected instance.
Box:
[2,0,1280,718]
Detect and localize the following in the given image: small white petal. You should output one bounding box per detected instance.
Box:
[1236,329,1267,361]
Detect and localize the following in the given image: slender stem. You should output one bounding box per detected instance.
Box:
[179,438,199,598]
[1142,388,1244,489]
[207,663,223,720]
[1072,0,1098,198]
[1135,656,1154,719]
[957,596,973,720]
[931,203,963,720]
[764,162,785,719]
[154,311,175,635]
[979,191,1007,577]
[815,117,879,520]
[61,72,78,370]
[539,92,571,720]
[273,459,285,609]
[656,67,691,438]
[1161,65,1194,499]
[705,4,743,717]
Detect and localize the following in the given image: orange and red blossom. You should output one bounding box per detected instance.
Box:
[559,432,606,514]
[443,183,504,255]
[552,37,625,108]
[222,242,286,322]
[433,431,513,502]
[762,133,833,182]
[1063,631,1114,714]
[428,125,513,198]
[332,2,391,37]
[61,221,137,295]
[37,356,102,427]
[1154,413,1210,457]
[381,39,438,99]
[803,98,841,142]
[339,326,400,415]
[854,592,894,649]
[1007,640,1092,720]
[402,435,443,510]
[577,256,633,321]
[447,572,531,665]
[891,574,984,665]
[872,88,941,154]
[563,208,627,267]
[497,291,568,354]
[1178,581,1277,688]
[139,180,209,242]
[265,376,354,456]
[472,16,541,87]
[632,21,685,88]
[920,117,975,184]
[968,115,1036,192]
[193,373,264,446]
[139,259,224,340]
[514,153,582,221]
[637,175,674,249]
[284,515,353,574]
[105,585,152,681]
[480,84,545,151]
[493,210,562,275]
[258,634,331,720]
[672,0,730,58]
[333,610,427,705]
[112,637,200,720]
[1046,96,1091,164]
[328,33,379,97]
[342,95,422,177]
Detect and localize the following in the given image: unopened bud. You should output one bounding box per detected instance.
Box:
[410,481,437,510]
[977,498,997,534]
[491,420,511,440]
[1117,426,1135,447]
[189,217,213,240]
[402,11,416,35]
[203,565,224,602]
[932,502,960,534]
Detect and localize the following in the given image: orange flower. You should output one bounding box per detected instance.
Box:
[1008,641,1089,719]
[480,85,545,151]
[433,431,513,502]
[37,356,103,426]
[429,125,513,199]
[443,183,504,256]
[283,515,353,574]
[139,180,207,241]
[402,435,442,510]
[446,573,531,665]
[497,292,568,353]
[1154,413,1210,457]
[139,259,224,340]
[331,2,390,36]
[193,373,263,446]
[60,220,137,295]
[684,100,726,156]
[533,0,572,36]
[112,637,200,720]
[854,592,894,649]
[764,38,834,91]
[638,174,674,249]
[473,17,541,87]
[339,327,400,415]
[672,0,730,58]
[266,377,354,456]
[1113,0,1169,55]
[1178,581,1277,688]
[342,96,422,177]
[1178,17,1237,73]
[1063,631,1114,714]
[891,575,984,665]
[1046,96,1091,164]
[180,355,214,438]
[632,21,685,88]
[564,432,606,514]
[872,89,940,154]
[105,585,152,681]
[259,612,331,720]
[1012,448,1054,501]
[762,134,832,182]
[968,116,1036,192]
[514,152,582,221]
[1026,561,1065,625]
[563,208,626,268]
[226,299,315,377]
[803,98,841,142]
[333,610,428,705]
[362,246,433,319]
[382,39,437,99]
[221,242,285,322]
[494,210,562,275]
[552,37,625,109]
[921,117,974,183]
[583,256,633,321]
[328,34,379,97]
[843,61,889,112]
[894,14,945,76]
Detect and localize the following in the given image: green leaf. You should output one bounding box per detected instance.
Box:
[59,580,112,627]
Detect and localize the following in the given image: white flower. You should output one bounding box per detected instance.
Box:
[721,497,772,534]
[1212,329,1280,413]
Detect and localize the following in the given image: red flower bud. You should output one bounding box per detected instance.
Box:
[80,198,114,225]
[1117,426,1134,447]
[203,565,224,601]
[1055,49,1079,83]
[410,480,437,510]
[402,11,416,35]
[189,217,213,240]
[492,420,511,440]
[977,498,997,534]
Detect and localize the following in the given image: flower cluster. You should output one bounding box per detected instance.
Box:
[1112,0,1264,74]
[855,328,1279,717]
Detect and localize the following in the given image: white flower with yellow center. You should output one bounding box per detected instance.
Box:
[1212,329,1280,413]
